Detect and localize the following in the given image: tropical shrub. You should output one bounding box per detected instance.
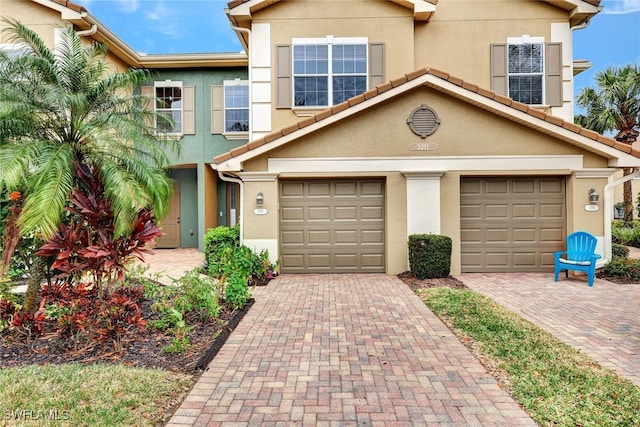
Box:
[602,257,640,282]
[408,234,452,279]
[612,243,630,259]
[35,164,163,295]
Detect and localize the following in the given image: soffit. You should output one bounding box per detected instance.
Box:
[214,67,640,171]
[227,0,437,23]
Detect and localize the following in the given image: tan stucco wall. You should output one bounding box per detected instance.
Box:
[414,0,567,88]
[253,0,415,132]
[246,87,606,163]
[1,0,66,47]
[240,84,615,274]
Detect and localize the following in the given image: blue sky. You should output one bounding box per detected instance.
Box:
[77,0,639,95]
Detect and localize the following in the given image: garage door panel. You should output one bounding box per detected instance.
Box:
[540,228,564,242]
[486,229,508,242]
[335,182,358,196]
[513,180,535,194]
[461,177,565,272]
[362,230,384,244]
[280,182,305,197]
[513,204,536,218]
[486,205,508,218]
[513,228,535,243]
[280,179,385,273]
[308,182,331,197]
[540,204,564,218]
[335,206,357,219]
[309,230,331,244]
[486,180,508,194]
[486,252,509,267]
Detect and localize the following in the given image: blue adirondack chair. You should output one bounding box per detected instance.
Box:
[554,231,601,286]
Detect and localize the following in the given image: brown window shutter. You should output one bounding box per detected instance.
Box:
[369,43,385,87]
[211,85,224,134]
[183,86,195,135]
[545,42,563,107]
[276,45,291,109]
[141,86,154,127]
[490,44,508,96]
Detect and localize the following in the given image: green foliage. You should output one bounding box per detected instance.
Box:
[611,220,640,247]
[612,243,630,259]
[144,268,220,354]
[422,287,640,426]
[225,272,250,310]
[408,234,452,279]
[603,257,640,281]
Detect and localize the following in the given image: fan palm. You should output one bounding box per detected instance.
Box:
[576,64,640,223]
[0,19,177,310]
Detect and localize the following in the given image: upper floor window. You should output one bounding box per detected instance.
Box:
[491,37,562,108]
[224,80,249,133]
[155,81,183,134]
[293,37,368,107]
[508,43,544,105]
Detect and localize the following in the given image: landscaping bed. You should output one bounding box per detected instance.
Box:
[0,292,254,374]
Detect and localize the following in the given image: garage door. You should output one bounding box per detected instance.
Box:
[460,177,565,272]
[279,179,385,273]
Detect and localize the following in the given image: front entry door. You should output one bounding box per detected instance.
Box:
[156,182,181,248]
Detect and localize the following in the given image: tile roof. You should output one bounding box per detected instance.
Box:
[49,0,87,13]
[227,0,438,9]
[213,66,638,165]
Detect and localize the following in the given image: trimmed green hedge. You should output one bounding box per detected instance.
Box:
[408,234,452,279]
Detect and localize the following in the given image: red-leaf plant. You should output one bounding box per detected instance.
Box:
[36,162,163,298]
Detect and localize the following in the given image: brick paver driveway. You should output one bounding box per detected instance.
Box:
[168,274,535,426]
[461,273,640,388]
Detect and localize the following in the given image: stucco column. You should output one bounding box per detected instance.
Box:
[402,171,446,235]
[237,172,279,263]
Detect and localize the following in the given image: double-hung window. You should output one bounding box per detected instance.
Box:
[293,37,368,107]
[224,80,249,133]
[507,42,544,105]
[154,81,183,134]
[491,37,562,108]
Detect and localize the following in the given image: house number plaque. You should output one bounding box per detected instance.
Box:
[408,143,438,151]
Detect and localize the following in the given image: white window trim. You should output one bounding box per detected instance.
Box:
[506,36,546,106]
[223,79,250,138]
[292,36,369,109]
[154,80,183,135]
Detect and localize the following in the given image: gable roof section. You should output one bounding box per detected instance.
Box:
[214,67,640,170]
[227,0,601,27]
[227,0,438,22]
[28,0,248,68]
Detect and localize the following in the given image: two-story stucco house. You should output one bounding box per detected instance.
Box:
[211,0,640,275]
[2,0,251,250]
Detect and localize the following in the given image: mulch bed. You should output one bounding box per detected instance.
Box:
[397,271,468,291]
[0,292,254,375]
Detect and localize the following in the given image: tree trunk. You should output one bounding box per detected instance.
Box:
[22,256,47,313]
[623,167,635,225]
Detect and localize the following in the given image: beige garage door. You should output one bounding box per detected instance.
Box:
[460,177,566,272]
[279,179,385,273]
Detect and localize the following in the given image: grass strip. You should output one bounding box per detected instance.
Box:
[418,287,640,427]
[0,363,192,426]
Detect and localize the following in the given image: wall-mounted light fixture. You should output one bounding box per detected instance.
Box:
[256,192,264,206]
[588,188,600,204]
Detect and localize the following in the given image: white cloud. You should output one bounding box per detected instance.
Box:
[602,0,640,14]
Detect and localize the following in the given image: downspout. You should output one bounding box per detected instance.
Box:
[215,168,244,244]
[230,24,252,141]
[76,24,97,37]
[600,168,640,267]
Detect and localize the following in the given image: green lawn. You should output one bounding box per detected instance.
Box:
[0,364,192,426]
[418,287,640,427]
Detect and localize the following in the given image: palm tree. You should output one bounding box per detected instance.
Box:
[0,19,177,310]
[575,64,640,224]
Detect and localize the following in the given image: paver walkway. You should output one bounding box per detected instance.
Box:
[168,274,536,426]
[460,272,640,387]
